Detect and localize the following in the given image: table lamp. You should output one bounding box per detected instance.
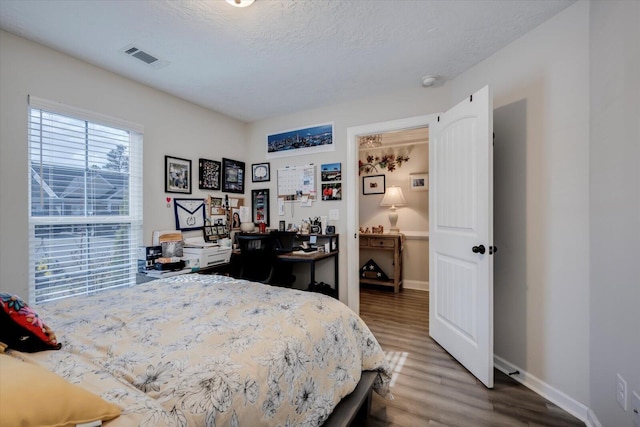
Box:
[380,186,407,232]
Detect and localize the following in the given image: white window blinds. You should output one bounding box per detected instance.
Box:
[28,96,143,304]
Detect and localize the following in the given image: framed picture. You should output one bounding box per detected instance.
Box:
[252,162,270,182]
[222,158,245,193]
[198,158,221,190]
[209,197,223,216]
[267,122,334,159]
[251,189,270,226]
[173,198,205,231]
[409,173,429,191]
[231,209,242,229]
[165,155,192,194]
[210,214,226,227]
[321,162,341,181]
[362,174,385,195]
[204,226,217,242]
[322,183,342,201]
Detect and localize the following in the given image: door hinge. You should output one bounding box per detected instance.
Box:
[470,94,473,102]
[489,246,498,255]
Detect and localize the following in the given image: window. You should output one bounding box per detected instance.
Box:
[28,96,143,304]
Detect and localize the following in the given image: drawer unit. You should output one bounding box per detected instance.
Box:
[359,233,404,293]
[368,237,396,248]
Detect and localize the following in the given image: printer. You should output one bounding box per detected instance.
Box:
[182,237,232,270]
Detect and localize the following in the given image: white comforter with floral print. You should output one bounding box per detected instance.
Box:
[17,275,391,426]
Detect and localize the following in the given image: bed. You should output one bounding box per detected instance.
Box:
[1,274,392,426]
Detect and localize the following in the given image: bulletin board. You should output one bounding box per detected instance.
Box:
[277,164,317,201]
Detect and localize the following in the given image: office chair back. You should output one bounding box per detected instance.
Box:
[236,233,275,283]
[270,231,297,254]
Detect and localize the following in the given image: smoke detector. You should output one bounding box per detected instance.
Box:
[120,44,170,69]
[421,74,438,87]
[226,0,255,7]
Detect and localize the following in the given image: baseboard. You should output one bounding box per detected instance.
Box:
[494,355,593,425]
[586,408,603,427]
[403,280,428,291]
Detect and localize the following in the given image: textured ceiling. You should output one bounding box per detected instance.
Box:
[0,0,575,122]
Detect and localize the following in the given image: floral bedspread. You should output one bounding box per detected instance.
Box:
[14,275,391,426]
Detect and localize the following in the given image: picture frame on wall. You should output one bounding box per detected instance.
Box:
[266,122,334,159]
[251,162,270,182]
[173,198,205,231]
[322,183,342,201]
[321,162,341,181]
[165,155,192,194]
[362,174,385,195]
[251,189,270,226]
[209,197,223,216]
[222,158,245,194]
[198,158,221,190]
[409,172,429,191]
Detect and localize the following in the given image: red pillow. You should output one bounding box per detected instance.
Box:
[0,293,61,352]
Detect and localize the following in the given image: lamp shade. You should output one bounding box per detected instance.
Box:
[380,186,407,208]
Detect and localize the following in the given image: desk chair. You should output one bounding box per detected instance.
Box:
[236,233,275,284]
[269,231,298,287]
[270,231,297,254]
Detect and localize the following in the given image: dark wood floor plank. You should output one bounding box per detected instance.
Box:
[357,288,584,427]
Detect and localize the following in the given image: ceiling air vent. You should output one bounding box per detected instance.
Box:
[120,44,169,69]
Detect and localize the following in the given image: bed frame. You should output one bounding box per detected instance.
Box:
[323,371,377,427]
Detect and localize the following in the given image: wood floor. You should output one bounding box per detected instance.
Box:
[357,287,585,427]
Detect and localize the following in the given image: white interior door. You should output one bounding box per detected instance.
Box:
[429,85,494,387]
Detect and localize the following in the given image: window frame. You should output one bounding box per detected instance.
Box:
[27,96,144,304]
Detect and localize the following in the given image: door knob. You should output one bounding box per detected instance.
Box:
[472,245,486,255]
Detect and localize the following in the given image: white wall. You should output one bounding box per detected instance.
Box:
[448,1,591,407]
[358,142,429,233]
[359,141,429,288]
[247,89,449,300]
[247,1,593,413]
[589,1,640,426]
[3,0,629,420]
[0,30,247,299]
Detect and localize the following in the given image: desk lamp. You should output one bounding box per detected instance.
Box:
[379,186,407,232]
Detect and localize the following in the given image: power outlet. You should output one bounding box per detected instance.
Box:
[616,373,627,411]
[329,209,339,220]
[632,391,640,427]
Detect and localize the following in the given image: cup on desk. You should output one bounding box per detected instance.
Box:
[302,242,309,249]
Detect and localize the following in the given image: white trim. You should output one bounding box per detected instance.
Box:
[402,231,429,240]
[586,409,603,427]
[403,280,428,291]
[346,114,437,313]
[494,355,591,425]
[28,95,144,133]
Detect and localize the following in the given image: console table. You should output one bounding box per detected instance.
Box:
[359,233,404,292]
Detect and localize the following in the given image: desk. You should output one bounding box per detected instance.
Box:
[277,249,339,298]
[359,233,404,292]
[231,233,339,298]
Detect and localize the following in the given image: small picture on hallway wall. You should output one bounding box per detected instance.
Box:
[363,174,385,195]
[409,173,428,191]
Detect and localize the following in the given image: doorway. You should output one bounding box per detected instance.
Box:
[346,115,435,314]
[347,86,494,388]
[357,127,430,301]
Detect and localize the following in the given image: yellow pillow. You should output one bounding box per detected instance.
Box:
[0,354,121,427]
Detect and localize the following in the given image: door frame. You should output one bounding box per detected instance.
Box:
[346,114,437,314]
